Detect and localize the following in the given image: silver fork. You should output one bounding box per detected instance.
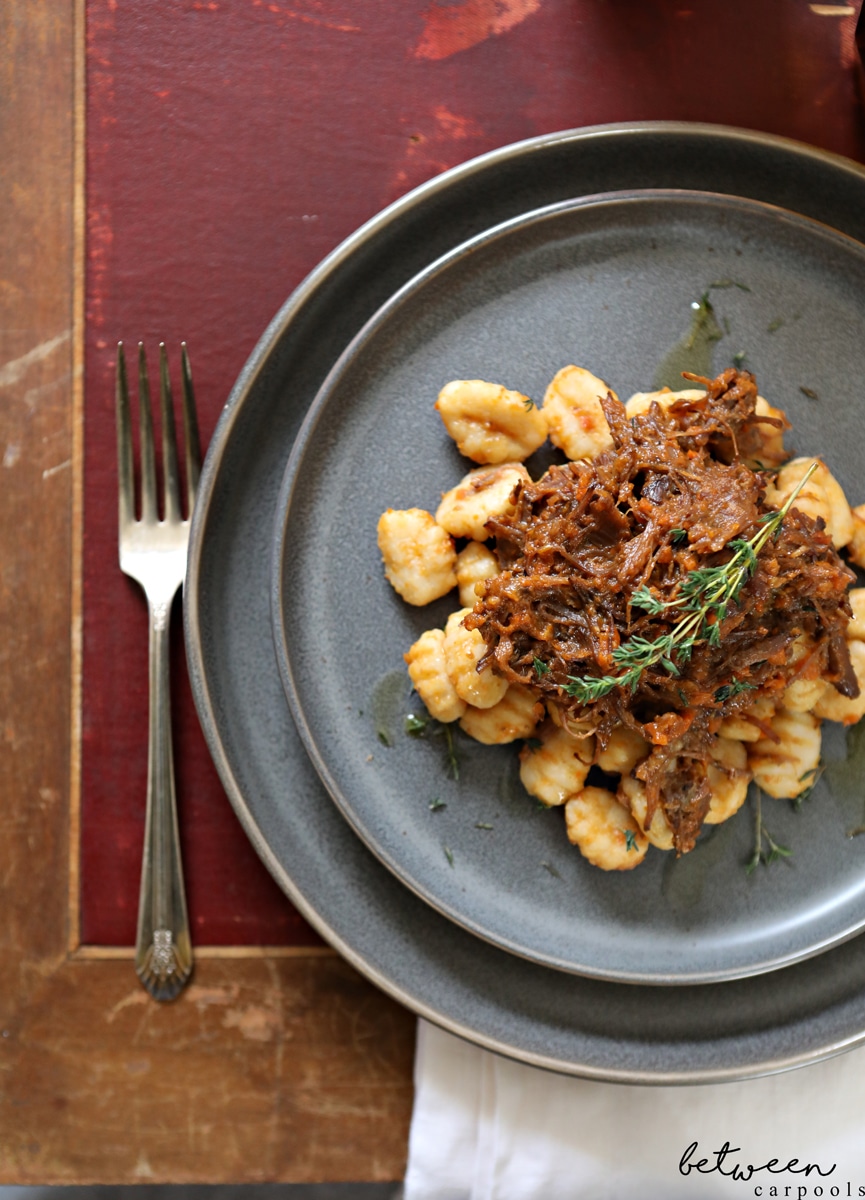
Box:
[116,341,200,1001]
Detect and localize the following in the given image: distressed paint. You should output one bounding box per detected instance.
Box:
[415,0,542,60]
[0,331,71,389]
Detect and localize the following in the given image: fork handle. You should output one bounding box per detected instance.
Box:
[134,593,193,1001]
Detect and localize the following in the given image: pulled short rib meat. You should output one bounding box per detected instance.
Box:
[465,369,856,854]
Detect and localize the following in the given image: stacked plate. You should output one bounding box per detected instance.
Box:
[185,123,865,1083]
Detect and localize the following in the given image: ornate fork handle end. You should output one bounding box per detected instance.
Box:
[136,927,193,1003]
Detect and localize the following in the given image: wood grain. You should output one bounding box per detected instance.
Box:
[4,0,863,1181]
[2,956,414,1182]
[0,1,415,1182]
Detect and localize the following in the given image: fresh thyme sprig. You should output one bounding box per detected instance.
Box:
[563,462,818,703]
[746,789,792,873]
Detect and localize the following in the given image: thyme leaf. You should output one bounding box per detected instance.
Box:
[631,585,666,615]
[404,713,430,736]
[443,724,460,780]
[792,763,824,810]
[714,679,757,703]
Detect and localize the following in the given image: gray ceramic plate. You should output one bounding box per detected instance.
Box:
[187,123,865,1080]
[272,188,865,986]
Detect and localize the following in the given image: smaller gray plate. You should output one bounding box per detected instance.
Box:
[274,189,865,985]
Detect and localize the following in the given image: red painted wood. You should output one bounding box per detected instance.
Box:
[82,0,865,945]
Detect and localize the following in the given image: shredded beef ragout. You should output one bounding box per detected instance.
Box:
[464,370,857,854]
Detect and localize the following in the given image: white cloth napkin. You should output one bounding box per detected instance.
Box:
[404,1019,865,1199]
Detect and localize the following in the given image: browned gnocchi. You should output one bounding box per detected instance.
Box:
[455,541,499,607]
[404,628,466,724]
[518,723,594,807]
[435,462,529,540]
[459,685,544,745]
[765,457,853,549]
[435,379,547,464]
[443,607,509,709]
[541,365,616,462]
[564,787,648,871]
[377,508,457,605]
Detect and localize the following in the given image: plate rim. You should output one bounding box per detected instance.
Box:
[185,121,865,1082]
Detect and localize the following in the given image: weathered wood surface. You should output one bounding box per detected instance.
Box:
[3,0,864,1184]
[0,2,415,1183]
[2,955,414,1182]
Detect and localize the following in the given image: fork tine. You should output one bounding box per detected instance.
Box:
[116,343,135,530]
[137,343,158,523]
[159,343,182,523]
[179,343,201,513]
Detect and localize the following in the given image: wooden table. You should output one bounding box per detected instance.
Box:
[2,0,863,1184]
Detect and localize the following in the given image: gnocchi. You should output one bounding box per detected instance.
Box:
[747,395,789,469]
[435,463,529,540]
[748,709,821,800]
[595,725,649,775]
[812,639,865,725]
[404,629,466,724]
[377,508,457,605]
[435,379,547,464]
[459,685,544,745]
[624,387,706,419]
[846,587,865,641]
[718,694,776,743]
[765,457,853,549]
[541,365,616,461]
[781,634,827,714]
[564,787,648,870]
[443,608,509,709]
[847,504,865,570]
[518,723,594,807]
[455,541,499,608]
[618,775,675,851]
[704,737,750,825]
